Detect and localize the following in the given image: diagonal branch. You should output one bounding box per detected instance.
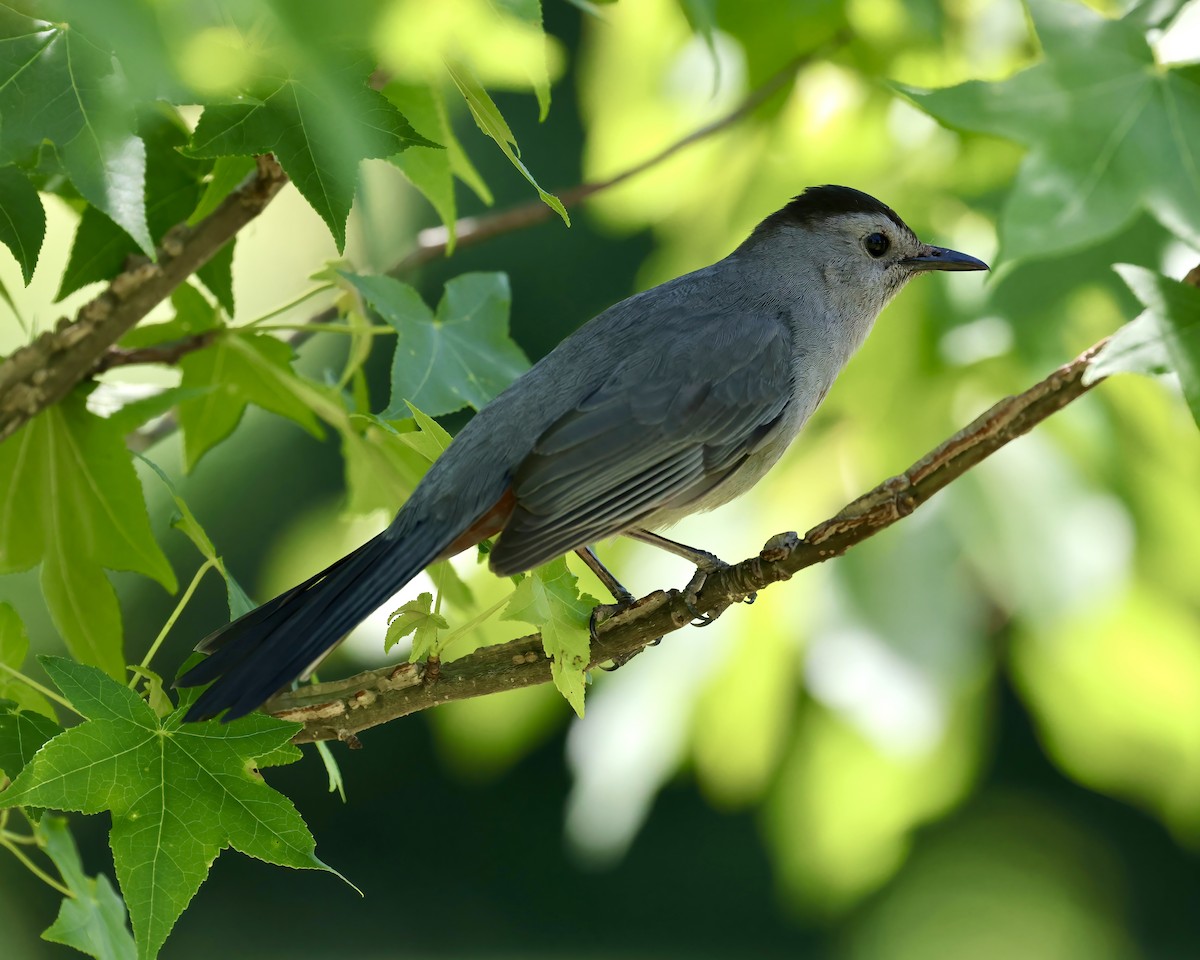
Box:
[269,336,1110,745]
[0,156,289,445]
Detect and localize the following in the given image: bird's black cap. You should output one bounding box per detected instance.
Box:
[761,185,910,233]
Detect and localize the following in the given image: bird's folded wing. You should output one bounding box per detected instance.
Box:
[488,313,793,574]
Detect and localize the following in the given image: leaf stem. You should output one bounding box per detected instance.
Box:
[256,323,395,335]
[0,835,73,898]
[133,559,216,684]
[435,593,512,650]
[0,663,78,715]
[242,284,336,327]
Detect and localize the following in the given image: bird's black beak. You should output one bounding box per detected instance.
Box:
[903,245,989,272]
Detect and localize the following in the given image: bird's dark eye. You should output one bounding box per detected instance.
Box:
[864,232,890,258]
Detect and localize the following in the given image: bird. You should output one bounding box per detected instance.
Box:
[178,185,988,721]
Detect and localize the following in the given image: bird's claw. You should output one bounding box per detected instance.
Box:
[682,566,720,626]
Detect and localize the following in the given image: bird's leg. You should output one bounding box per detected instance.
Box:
[626,528,757,626]
[574,546,659,671]
[576,546,634,605]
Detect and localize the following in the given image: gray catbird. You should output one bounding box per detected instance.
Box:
[179,185,988,720]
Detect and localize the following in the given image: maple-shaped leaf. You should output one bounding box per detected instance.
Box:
[384,591,449,660]
[0,164,45,283]
[0,8,152,254]
[343,271,529,418]
[901,0,1200,262]
[185,63,436,251]
[58,107,233,311]
[177,330,325,471]
[502,558,598,716]
[0,602,55,717]
[0,657,342,960]
[0,393,176,677]
[0,701,61,781]
[1086,265,1200,428]
[37,816,136,960]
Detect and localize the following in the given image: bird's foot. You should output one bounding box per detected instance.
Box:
[590,594,661,671]
[680,554,756,625]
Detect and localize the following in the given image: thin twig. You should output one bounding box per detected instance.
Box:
[95,331,219,373]
[0,156,289,445]
[395,42,841,275]
[268,335,1111,744]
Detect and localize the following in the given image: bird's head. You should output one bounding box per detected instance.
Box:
[742,185,988,320]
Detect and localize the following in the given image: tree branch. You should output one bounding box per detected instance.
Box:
[93,331,219,374]
[0,155,289,444]
[269,336,1110,745]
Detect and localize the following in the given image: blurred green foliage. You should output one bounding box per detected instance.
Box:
[0,0,1198,957]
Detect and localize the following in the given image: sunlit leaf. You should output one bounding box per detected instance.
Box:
[185,64,435,251]
[1086,265,1200,428]
[901,0,1200,261]
[59,107,212,300]
[0,10,152,254]
[38,815,137,960]
[0,394,176,677]
[177,331,325,471]
[445,60,568,224]
[384,591,448,659]
[0,603,54,718]
[1,658,342,960]
[502,559,596,716]
[494,0,553,120]
[343,271,529,418]
[384,83,459,249]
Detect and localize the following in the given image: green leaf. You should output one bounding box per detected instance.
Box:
[105,387,214,437]
[127,665,173,718]
[394,400,454,463]
[2,658,340,960]
[196,238,235,316]
[343,271,529,418]
[38,816,137,960]
[0,165,45,283]
[0,10,152,254]
[0,702,62,780]
[177,331,324,471]
[445,60,568,225]
[1087,266,1200,428]
[384,83,459,250]
[384,592,449,659]
[185,65,435,251]
[494,0,553,120]
[188,155,256,225]
[0,602,55,717]
[118,283,221,350]
[136,455,256,619]
[0,393,176,677]
[341,420,430,516]
[900,0,1200,261]
[501,559,597,716]
[59,107,212,301]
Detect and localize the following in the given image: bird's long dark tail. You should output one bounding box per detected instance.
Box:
[178,520,446,722]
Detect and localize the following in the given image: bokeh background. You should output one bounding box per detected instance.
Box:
[4,0,1200,956]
